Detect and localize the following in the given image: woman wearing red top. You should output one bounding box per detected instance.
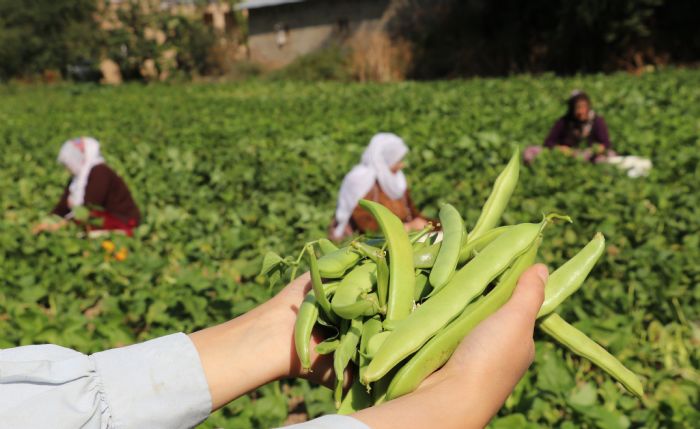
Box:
[33,137,140,236]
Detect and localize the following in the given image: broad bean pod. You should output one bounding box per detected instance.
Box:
[307,244,338,324]
[315,338,340,355]
[363,220,547,384]
[294,292,319,370]
[334,318,363,406]
[318,246,362,278]
[359,317,383,383]
[387,236,542,399]
[338,378,372,415]
[539,313,644,398]
[317,238,339,256]
[352,241,389,308]
[537,232,605,318]
[468,147,520,243]
[413,225,511,269]
[331,262,381,319]
[429,203,465,291]
[358,200,415,323]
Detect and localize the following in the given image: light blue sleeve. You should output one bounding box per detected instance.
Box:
[0,333,211,429]
[280,415,371,429]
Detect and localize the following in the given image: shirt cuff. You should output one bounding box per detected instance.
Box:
[91,333,211,429]
[280,414,371,429]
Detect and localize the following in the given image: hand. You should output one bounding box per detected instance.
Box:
[404,217,429,232]
[31,220,66,235]
[189,273,343,411]
[353,264,549,429]
[555,145,574,156]
[592,143,606,155]
[32,223,50,235]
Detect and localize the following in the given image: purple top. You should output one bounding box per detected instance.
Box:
[544,116,611,149]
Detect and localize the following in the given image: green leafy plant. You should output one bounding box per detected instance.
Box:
[1,69,698,427]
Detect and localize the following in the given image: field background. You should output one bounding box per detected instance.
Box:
[1,69,698,428]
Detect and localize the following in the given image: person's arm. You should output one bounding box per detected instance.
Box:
[592,116,611,150]
[191,264,548,426]
[352,265,548,429]
[33,184,71,234]
[189,273,341,411]
[404,190,431,231]
[544,119,565,148]
[51,185,71,217]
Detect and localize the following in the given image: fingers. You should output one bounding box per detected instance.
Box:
[501,263,548,325]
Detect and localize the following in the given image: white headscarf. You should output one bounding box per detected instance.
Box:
[57,137,105,209]
[332,133,408,239]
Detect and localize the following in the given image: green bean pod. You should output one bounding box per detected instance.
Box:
[468,147,520,242]
[414,226,510,269]
[334,293,381,319]
[294,292,319,370]
[358,200,415,323]
[537,232,605,318]
[352,241,389,308]
[359,317,383,383]
[363,217,558,384]
[338,377,372,414]
[365,330,392,358]
[315,338,340,355]
[413,271,430,302]
[413,242,440,268]
[457,225,512,264]
[429,203,465,292]
[318,246,362,278]
[307,244,337,324]
[332,263,380,319]
[317,238,339,256]
[387,236,542,399]
[539,313,644,398]
[371,369,397,405]
[334,318,363,407]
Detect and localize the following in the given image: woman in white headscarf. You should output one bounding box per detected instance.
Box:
[32,137,140,236]
[329,133,429,241]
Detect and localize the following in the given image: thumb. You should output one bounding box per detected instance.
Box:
[502,263,548,326]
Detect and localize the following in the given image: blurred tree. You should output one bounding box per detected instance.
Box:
[103,0,162,81]
[0,0,101,80]
[388,0,698,78]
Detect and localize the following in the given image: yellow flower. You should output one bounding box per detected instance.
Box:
[101,240,116,253]
[115,247,128,261]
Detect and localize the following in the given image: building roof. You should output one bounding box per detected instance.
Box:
[235,0,305,11]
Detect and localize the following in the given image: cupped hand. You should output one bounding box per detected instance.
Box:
[353,264,549,429]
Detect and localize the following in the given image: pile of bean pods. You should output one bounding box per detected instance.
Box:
[291,149,644,414]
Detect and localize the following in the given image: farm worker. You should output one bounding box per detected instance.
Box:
[32,137,140,237]
[0,264,550,429]
[524,90,615,164]
[330,132,430,241]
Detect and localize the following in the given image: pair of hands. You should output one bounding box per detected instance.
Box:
[554,144,612,163]
[189,264,549,429]
[31,219,68,235]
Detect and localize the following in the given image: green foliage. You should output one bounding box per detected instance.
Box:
[103,2,219,81]
[1,69,699,427]
[0,0,101,80]
[104,1,163,81]
[161,15,217,77]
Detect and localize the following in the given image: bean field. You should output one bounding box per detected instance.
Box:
[1,69,698,428]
